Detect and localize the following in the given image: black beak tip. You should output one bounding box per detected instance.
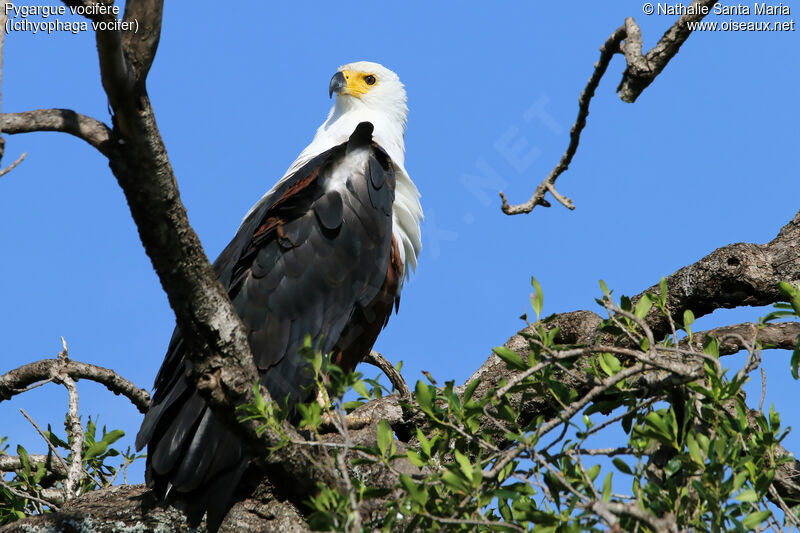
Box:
[329,71,346,98]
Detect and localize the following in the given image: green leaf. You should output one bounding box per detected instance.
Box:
[686,433,703,465]
[493,346,527,370]
[792,346,800,380]
[612,458,633,475]
[587,464,601,481]
[597,353,621,377]
[377,420,392,457]
[531,276,544,320]
[352,380,370,399]
[414,381,433,414]
[454,450,474,482]
[16,445,30,473]
[399,474,428,506]
[441,470,469,493]
[703,337,720,358]
[602,472,613,501]
[462,378,480,404]
[84,441,109,461]
[100,429,125,446]
[416,428,432,456]
[735,489,759,502]
[778,281,800,315]
[732,471,748,493]
[634,294,653,320]
[406,449,426,467]
[683,309,695,330]
[599,279,610,297]
[742,510,771,530]
[769,404,781,431]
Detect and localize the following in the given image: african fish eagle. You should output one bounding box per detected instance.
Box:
[135,61,422,531]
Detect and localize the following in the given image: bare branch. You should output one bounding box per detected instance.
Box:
[122,0,163,83]
[499,25,625,215]
[0,151,26,177]
[617,1,720,102]
[56,338,84,501]
[681,322,800,356]
[0,454,68,476]
[635,213,800,339]
[18,409,71,483]
[62,0,134,107]
[501,0,718,215]
[60,375,83,500]
[364,350,411,399]
[593,500,678,533]
[0,110,113,157]
[0,355,151,414]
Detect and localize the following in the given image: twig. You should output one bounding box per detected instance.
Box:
[418,511,525,532]
[0,477,62,511]
[56,339,85,500]
[365,350,411,399]
[333,406,362,533]
[18,409,70,477]
[768,484,800,528]
[760,367,767,412]
[500,0,718,216]
[499,25,625,216]
[0,151,25,177]
[592,500,678,533]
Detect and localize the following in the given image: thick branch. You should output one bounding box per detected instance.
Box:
[635,210,800,340]
[682,322,800,356]
[501,0,718,215]
[0,482,310,533]
[0,357,151,414]
[122,0,163,83]
[63,0,134,108]
[0,109,113,157]
[617,1,719,102]
[0,454,68,476]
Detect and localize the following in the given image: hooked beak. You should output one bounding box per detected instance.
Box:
[329,71,347,98]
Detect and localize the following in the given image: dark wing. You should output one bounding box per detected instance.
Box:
[135,122,399,531]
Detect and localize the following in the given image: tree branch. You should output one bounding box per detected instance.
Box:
[365,350,411,399]
[0,355,151,414]
[617,2,719,102]
[681,322,800,356]
[0,483,310,533]
[122,0,163,84]
[500,0,718,215]
[635,211,800,340]
[0,109,113,157]
[0,454,68,476]
[62,0,134,108]
[499,25,625,215]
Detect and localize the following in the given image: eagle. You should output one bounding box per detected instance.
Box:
[135,61,422,530]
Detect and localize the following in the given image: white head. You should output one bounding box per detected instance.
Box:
[273,61,422,281]
[328,61,408,128]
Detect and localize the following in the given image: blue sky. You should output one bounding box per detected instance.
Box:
[1,2,797,486]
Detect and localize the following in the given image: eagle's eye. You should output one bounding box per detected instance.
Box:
[364,74,376,86]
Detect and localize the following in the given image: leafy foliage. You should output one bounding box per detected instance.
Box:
[241,278,798,531]
[0,417,144,525]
